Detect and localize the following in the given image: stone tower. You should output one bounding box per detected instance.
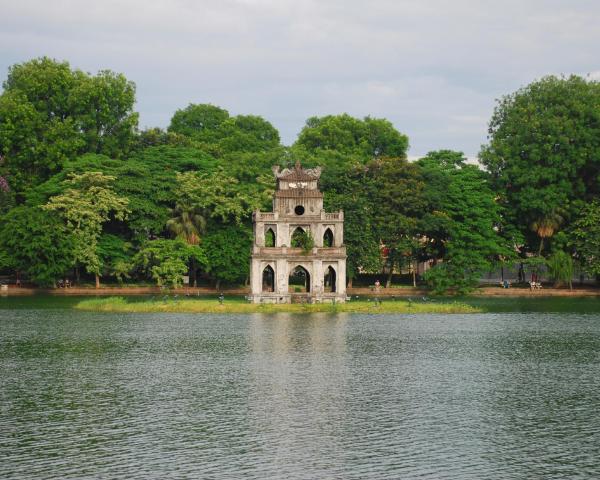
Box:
[249,161,347,303]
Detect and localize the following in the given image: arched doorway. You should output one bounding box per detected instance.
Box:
[323,228,334,247]
[289,265,310,293]
[291,227,305,248]
[262,265,275,292]
[265,227,276,247]
[324,266,336,293]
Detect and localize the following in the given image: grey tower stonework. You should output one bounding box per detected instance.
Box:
[249,162,347,303]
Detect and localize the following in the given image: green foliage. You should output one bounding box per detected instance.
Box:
[175,168,272,224]
[97,234,133,284]
[0,57,138,193]
[480,75,600,245]
[168,103,280,154]
[133,239,207,288]
[0,206,75,286]
[44,172,129,281]
[290,229,314,254]
[569,201,600,278]
[547,250,574,288]
[27,147,218,241]
[296,114,408,160]
[202,225,253,284]
[419,151,511,293]
[323,163,380,281]
[167,203,206,245]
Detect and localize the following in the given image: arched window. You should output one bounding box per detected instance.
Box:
[291,227,305,248]
[323,228,334,247]
[265,228,276,247]
[324,266,336,293]
[262,265,275,292]
[289,265,310,293]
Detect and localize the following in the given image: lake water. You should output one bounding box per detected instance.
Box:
[1,296,600,479]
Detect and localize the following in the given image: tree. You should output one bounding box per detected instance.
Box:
[175,168,272,224]
[418,151,510,293]
[133,239,207,288]
[167,202,207,286]
[168,104,280,154]
[44,172,129,288]
[531,209,564,256]
[168,104,229,141]
[0,57,138,193]
[547,250,573,289]
[480,75,600,250]
[97,234,133,284]
[0,206,75,286]
[202,225,253,289]
[369,157,427,287]
[295,114,408,160]
[322,162,381,286]
[569,201,600,279]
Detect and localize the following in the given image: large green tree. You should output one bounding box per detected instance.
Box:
[368,157,427,287]
[569,201,600,279]
[0,206,76,286]
[0,57,138,193]
[44,172,129,288]
[322,162,381,287]
[168,104,280,154]
[419,151,510,293]
[133,239,207,288]
[295,114,408,160]
[202,225,253,289]
[480,75,600,251]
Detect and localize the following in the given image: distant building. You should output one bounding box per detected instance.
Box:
[249,161,347,303]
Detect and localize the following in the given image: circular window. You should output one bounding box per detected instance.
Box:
[294,205,305,215]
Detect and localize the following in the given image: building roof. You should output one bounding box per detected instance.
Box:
[273,161,322,182]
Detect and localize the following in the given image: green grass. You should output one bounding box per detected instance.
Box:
[74,296,482,314]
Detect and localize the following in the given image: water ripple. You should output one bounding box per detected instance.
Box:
[1,311,599,478]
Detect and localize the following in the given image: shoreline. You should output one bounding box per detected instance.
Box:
[2,285,600,298]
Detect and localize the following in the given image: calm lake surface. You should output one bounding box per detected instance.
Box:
[1,296,600,479]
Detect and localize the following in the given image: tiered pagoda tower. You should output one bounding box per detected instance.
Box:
[249,162,347,303]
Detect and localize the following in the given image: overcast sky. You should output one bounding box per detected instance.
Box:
[1,0,599,159]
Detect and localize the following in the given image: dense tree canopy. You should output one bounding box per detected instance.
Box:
[0,57,138,194]
[480,75,600,248]
[296,114,409,160]
[2,57,599,290]
[168,104,280,154]
[44,172,129,288]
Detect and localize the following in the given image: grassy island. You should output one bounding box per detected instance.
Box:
[74,296,482,314]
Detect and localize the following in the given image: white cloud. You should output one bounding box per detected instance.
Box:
[1,0,599,158]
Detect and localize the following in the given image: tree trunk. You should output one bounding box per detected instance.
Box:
[518,262,525,283]
[215,278,221,291]
[75,266,80,284]
[191,258,197,287]
[501,264,505,282]
[386,265,394,289]
[348,276,353,288]
[95,274,100,289]
[538,237,544,256]
[412,260,417,287]
[244,275,249,287]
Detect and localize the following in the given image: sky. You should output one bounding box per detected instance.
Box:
[1,0,599,160]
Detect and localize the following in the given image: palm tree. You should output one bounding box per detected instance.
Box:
[167,202,206,286]
[531,209,564,256]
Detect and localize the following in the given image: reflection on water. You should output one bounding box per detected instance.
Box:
[1,308,599,479]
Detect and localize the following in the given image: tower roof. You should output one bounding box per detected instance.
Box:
[272,161,322,182]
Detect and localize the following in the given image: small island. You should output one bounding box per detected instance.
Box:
[74,296,481,314]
